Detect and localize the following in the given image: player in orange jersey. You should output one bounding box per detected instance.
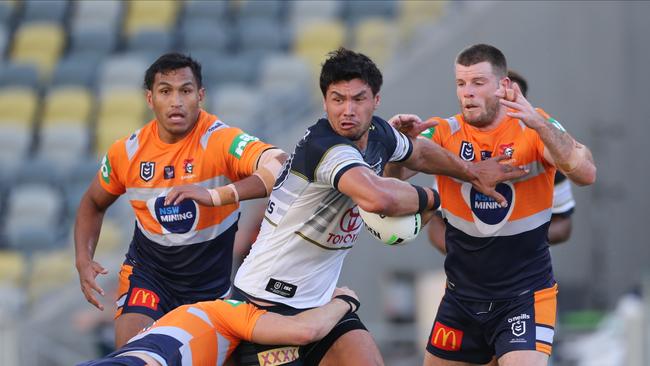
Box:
[77,287,360,366]
[426,70,577,254]
[74,53,287,348]
[390,44,595,366]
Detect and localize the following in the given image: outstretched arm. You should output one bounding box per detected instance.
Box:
[74,179,119,311]
[251,287,360,345]
[165,148,288,206]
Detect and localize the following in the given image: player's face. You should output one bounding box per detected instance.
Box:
[455,61,506,128]
[146,67,205,143]
[323,78,380,144]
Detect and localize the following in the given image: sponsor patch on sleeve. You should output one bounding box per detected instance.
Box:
[100,154,112,184]
[229,133,260,159]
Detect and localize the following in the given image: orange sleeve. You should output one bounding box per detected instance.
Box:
[212,300,267,341]
[97,139,127,196]
[207,127,276,181]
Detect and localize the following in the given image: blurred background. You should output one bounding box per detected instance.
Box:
[0,1,648,365]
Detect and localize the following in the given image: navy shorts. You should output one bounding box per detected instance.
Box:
[115,260,228,321]
[231,287,367,366]
[77,355,146,366]
[426,283,558,364]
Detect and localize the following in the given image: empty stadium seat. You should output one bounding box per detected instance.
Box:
[398,0,447,40]
[179,20,230,54]
[293,20,346,76]
[38,124,90,163]
[11,22,66,79]
[344,0,397,23]
[42,86,94,125]
[0,26,7,58]
[354,18,398,67]
[22,0,68,23]
[98,55,149,92]
[27,249,75,300]
[210,84,262,131]
[4,183,63,244]
[125,29,174,55]
[237,18,288,54]
[50,54,101,88]
[124,1,179,35]
[239,0,284,21]
[201,52,260,86]
[0,63,39,89]
[0,1,15,25]
[0,251,25,285]
[68,28,118,59]
[182,0,228,23]
[289,0,341,28]
[0,125,31,165]
[0,87,38,125]
[71,0,123,33]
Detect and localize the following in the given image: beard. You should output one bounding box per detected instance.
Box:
[461,96,500,127]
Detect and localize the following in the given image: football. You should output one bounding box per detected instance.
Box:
[358,207,422,245]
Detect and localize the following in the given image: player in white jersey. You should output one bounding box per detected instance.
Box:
[231,48,527,366]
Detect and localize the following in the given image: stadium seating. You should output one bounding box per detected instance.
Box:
[71,0,123,33]
[0,250,25,285]
[42,86,94,124]
[398,0,447,41]
[179,20,230,54]
[10,22,66,80]
[0,63,39,89]
[182,0,228,23]
[293,20,346,77]
[50,54,101,88]
[210,84,262,131]
[68,28,118,60]
[125,29,175,55]
[124,0,179,35]
[344,0,397,24]
[354,18,398,67]
[22,0,69,23]
[98,55,149,92]
[0,87,38,125]
[0,1,15,25]
[237,18,288,54]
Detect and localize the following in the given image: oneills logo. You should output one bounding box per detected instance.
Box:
[128,288,159,310]
[431,321,463,351]
[257,346,299,366]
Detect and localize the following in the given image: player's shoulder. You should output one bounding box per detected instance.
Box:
[106,121,154,161]
[304,118,356,152]
[420,115,461,139]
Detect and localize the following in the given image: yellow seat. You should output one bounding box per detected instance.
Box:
[124,0,179,35]
[294,20,346,77]
[11,22,65,79]
[42,86,94,126]
[398,0,448,41]
[0,251,26,285]
[27,249,75,300]
[0,87,38,125]
[95,115,144,154]
[354,18,397,68]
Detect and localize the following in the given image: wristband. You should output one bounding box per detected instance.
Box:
[411,184,429,213]
[207,184,240,207]
[334,294,360,314]
[429,188,441,211]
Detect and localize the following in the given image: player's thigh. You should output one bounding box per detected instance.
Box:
[114,312,154,348]
[423,353,494,366]
[319,329,383,366]
[498,350,548,366]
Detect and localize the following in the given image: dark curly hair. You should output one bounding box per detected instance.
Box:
[319,47,382,96]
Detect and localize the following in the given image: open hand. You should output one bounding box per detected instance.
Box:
[164,185,212,206]
[77,260,108,310]
[388,114,438,139]
[468,155,529,207]
[497,83,546,130]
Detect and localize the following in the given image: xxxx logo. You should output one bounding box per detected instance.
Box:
[257,346,299,366]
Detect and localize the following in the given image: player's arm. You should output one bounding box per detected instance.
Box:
[338,166,439,217]
[548,214,572,244]
[427,212,447,254]
[74,178,119,310]
[165,148,288,206]
[498,83,596,186]
[251,287,360,345]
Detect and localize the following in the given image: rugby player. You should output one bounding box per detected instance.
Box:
[426,70,576,253]
[74,53,287,347]
[391,44,595,366]
[77,287,360,366]
[229,48,527,365]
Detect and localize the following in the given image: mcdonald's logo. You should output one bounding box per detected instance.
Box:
[128,287,159,311]
[431,321,463,351]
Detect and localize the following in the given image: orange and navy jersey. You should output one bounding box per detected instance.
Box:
[96,300,266,366]
[422,110,557,300]
[98,110,274,296]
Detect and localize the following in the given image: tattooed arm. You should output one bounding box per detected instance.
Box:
[498,83,596,186]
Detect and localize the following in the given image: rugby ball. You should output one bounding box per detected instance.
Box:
[358,207,422,245]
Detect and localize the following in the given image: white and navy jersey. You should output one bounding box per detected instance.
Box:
[551,172,575,217]
[234,117,413,308]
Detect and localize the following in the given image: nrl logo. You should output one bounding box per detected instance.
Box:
[459,141,475,161]
[140,161,155,182]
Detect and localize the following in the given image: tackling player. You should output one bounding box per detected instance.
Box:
[74,53,287,347]
[77,287,360,366]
